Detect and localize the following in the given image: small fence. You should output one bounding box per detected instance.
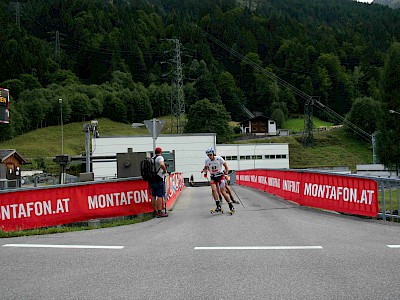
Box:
[376,177,400,222]
[0,174,79,190]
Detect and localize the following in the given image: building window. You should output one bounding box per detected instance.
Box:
[252,155,262,159]
[223,156,238,161]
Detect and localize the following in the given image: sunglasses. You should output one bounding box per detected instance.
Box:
[207,154,213,156]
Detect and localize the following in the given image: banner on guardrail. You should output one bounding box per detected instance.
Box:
[0,173,184,232]
[236,170,378,217]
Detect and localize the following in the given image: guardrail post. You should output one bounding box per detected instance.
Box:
[380,181,387,221]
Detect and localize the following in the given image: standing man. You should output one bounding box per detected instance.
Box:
[202,147,235,213]
[150,147,168,217]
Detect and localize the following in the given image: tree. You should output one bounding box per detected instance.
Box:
[312,53,353,116]
[148,83,171,117]
[103,93,128,123]
[1,79,24,100]
[252,73,279,115]
[193,74,221,104]
[238,52,262,102]
[271,108,285,129]
[215,71,246,121]
[279,88,298,116]
[20,74,42,90]
[18,88,53,129]
[47,70,81,86]
[70,93,91,122]
[376,42,400,172]
[184,99,232,143]
[381,42,400,108]
[346,97,382,136]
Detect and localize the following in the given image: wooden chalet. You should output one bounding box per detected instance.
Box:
[239,116,277,136]
[0,149,27,180]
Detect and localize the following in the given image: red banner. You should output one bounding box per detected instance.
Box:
[0,173,184,232]
[165,172,185,209]
[236,170,378,217]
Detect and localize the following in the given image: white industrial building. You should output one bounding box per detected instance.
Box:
[91,133,289,182]
[217,143,289,171]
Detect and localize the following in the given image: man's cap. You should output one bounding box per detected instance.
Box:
[155,147,162,154]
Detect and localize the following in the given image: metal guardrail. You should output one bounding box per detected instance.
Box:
[0,174,79,190]
[0,179,22,189]
[376,177,400,222]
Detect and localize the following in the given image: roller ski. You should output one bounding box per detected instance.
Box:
[230,197,238,204]
[228,202,235,215]
[210,201,224,214]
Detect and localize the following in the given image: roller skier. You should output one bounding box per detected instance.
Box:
[202,147,235,214]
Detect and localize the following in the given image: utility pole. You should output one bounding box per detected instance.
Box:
[302,97,315,148]
[372,132,378,164]
[167,38,185,134]
[11,1,22,28]
[15,1,20,28]
[55,30,61,64]
[59,98,63,155]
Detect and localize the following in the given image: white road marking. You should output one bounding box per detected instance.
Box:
[3,244,124,250]
[194,246,323,250]
[387,245,400,248]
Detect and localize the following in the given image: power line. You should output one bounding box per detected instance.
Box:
[193,24,372,145]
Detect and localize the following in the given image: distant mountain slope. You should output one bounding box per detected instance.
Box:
[373,0,400,8]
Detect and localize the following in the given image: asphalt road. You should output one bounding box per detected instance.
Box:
[1,185,399,300]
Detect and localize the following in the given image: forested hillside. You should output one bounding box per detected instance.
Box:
[374,0,400,9]
[1,0,400,145]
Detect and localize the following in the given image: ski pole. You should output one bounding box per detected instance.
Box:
[164,176,167,214]
[202,170,215,203]
[230,184,245,208]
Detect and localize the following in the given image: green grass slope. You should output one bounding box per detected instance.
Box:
[0,118,150,159]
[282,118,333,133]
[240,130,372,170]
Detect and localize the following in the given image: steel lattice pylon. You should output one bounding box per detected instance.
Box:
[169,39,185,134]
[302,97,314,148]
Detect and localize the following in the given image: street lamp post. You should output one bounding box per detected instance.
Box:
[59,98,63,155]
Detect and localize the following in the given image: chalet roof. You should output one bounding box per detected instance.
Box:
[0,149,28,164]
[239,115,274,124]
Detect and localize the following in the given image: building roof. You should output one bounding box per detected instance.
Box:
[0,149,28,164]
[239,115,274,124]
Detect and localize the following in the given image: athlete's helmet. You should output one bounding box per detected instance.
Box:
[205,147,215,155]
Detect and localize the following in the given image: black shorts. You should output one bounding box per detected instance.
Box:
[149,179,165,197]
[210,174,224,185]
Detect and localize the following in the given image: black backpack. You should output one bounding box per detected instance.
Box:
[140,157,159,181]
